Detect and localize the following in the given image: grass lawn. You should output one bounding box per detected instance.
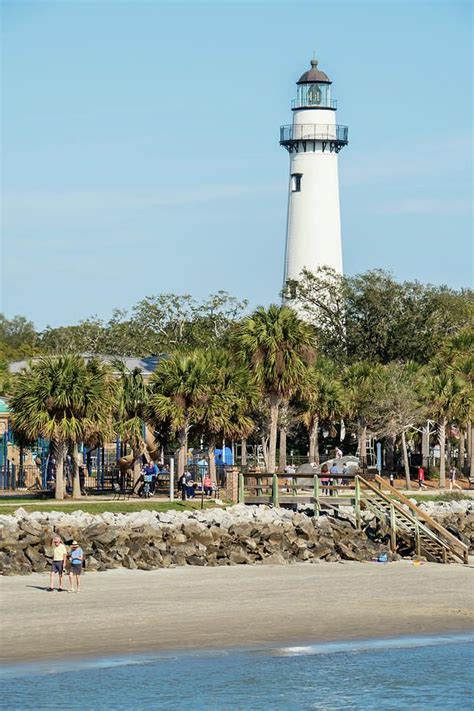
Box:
[0,499,223,516]
[405,491,472,503]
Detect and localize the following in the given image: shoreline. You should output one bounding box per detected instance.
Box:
[1,561,473,664]
[1,631,473,675]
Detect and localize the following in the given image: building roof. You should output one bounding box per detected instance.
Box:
[297,58,331,85]
[8,354,162,378]
[0,397,10,414]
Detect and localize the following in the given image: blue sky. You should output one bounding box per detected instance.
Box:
[1,0,472,328]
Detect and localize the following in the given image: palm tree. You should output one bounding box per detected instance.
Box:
[198,350,257,481]
[148,351,211,477]
[445,330,474,475]
[423,367,466,488]
[433,328,474,477]
[343,362,377,469]
[278,403,298,472]
[10,355,115,499]
[113,360,150,484]
[233,305,316,473]
[298,360,344,464]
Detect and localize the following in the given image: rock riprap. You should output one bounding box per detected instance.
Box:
[0,505,389,576]
[417,499,474,551]
[0,501,471,576]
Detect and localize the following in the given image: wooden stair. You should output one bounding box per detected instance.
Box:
[357,475,468,564]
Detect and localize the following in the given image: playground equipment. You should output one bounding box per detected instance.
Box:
[116,426,161,471]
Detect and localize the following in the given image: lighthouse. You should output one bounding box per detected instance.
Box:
[280,58,348,289]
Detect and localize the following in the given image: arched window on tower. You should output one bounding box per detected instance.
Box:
[291,173,302,192]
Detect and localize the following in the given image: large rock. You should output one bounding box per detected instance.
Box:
[229,547,251,565]
[18,519,43,538]
[1,500,472,574]
[261,551,288,565]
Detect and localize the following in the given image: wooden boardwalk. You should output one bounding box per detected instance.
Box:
[237,472,468,564]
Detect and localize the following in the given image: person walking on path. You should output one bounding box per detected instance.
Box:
[329,462,339,496]
[142,465,153,498]
[342,462,349,486]
[417,466,427,490]
[68,541,84,593]
[185,471,196,499]
[178,473,187,500]
[449,465,462,491]
[284,464,296,493]
[143,461,158,495]
[49,536,68,592]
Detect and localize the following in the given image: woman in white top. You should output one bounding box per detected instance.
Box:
[449,466,462,491]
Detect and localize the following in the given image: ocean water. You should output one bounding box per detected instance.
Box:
[1,634,473,710]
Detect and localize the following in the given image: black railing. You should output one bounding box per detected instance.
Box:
[280,124,349,144]
[292,98,337,110]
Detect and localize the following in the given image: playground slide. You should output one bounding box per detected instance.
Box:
[117,427,161,471]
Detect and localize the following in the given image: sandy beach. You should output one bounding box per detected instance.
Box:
[1,561,473,664]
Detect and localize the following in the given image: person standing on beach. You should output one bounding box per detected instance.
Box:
[68,540,83,593]
[49,536,68,592]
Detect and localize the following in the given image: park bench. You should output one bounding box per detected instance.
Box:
[112,481,135,500]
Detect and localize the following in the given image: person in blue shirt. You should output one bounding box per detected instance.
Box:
[143,462,158,495]
[68,541,83,593]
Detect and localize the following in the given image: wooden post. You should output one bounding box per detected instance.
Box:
[355,476,361,529]
[313,475,320,518]
[414,520,421,556]
[272,474,279,507]
[238,473,244,504]
[169,457,174,501]
[389,504,397,553]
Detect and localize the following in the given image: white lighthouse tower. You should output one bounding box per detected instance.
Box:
[280,58,348,289]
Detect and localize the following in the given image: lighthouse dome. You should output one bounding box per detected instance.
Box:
[297,58,331,84]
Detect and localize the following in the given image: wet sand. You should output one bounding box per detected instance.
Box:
[1,561,473,664]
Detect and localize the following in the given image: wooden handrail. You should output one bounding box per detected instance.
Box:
[373,475,468,559]
[358,475,455,554]
[239,472,359,480]
[243,483,354,493]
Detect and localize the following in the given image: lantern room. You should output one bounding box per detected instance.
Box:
[292,58,336,110]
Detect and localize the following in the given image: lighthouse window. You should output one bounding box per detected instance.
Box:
[291,173,302,192]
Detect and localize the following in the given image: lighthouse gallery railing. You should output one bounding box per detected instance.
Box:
[280,124,349,144]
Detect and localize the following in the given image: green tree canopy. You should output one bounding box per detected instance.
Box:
[284,268,473,365]
[233,304,316,473]
[10,355,116,498]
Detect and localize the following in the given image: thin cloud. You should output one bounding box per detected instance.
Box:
[341,135,472,188]
[3,183,281,213]
[370,197,473,216]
